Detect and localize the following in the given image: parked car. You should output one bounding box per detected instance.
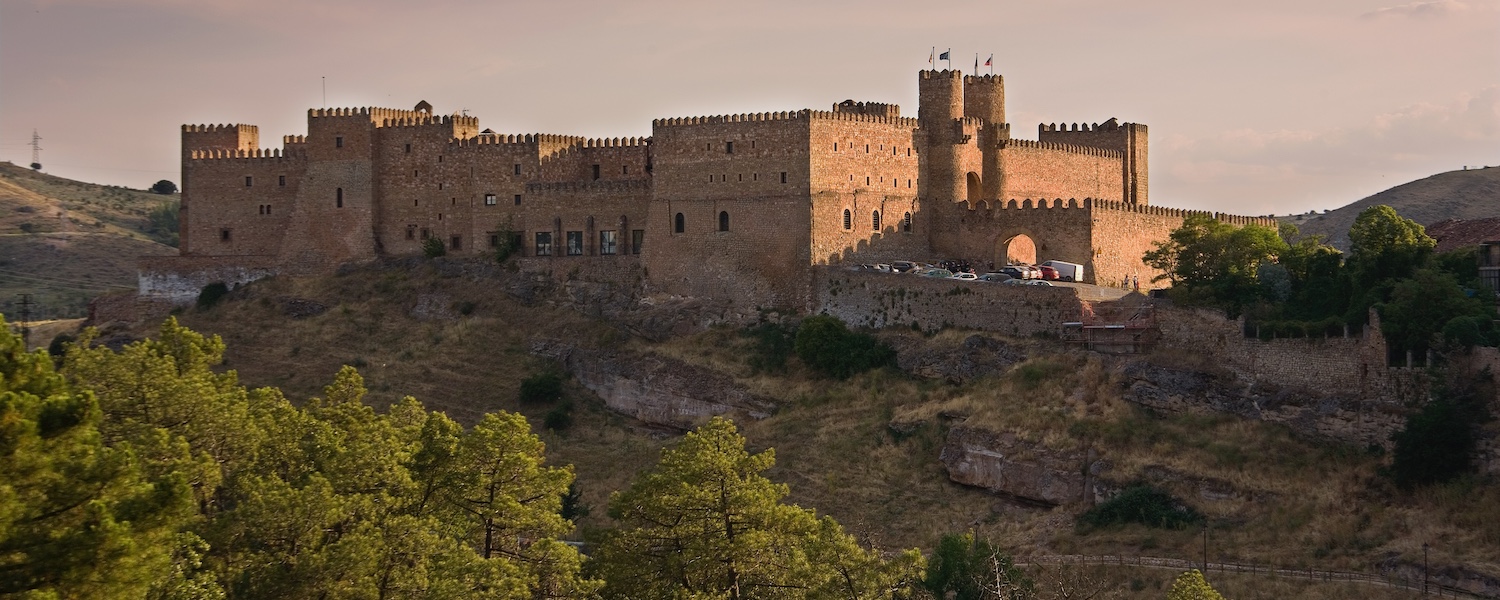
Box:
[999,266,1026,279]
[1040,260,1083,282]
[891,261,919,273]
[1037,265,1059,280]
[919,268,954,278]
[1027,280,1053,286]
[977,272,1013,282]
[1000,278,1027,285]
[952,272,978,281]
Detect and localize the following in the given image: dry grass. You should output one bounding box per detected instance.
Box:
[112,261,1500,588]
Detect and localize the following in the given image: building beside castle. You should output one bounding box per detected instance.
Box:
[142,69,1274,311]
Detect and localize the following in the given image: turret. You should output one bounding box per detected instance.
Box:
[916,70,966,205]
[963,74,1005,126]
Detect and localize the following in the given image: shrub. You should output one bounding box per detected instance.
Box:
[150,180,178,195]
[422,237,446,258]
[47,333,75,359]
[742,322,795,374]
[1079,485,1202,530]
[544,402,574,432]
[922,533,1031,600]
[196,282,229,310]
[1390,397,1478,489]
[793,315,895,379]
[519,372,564,405]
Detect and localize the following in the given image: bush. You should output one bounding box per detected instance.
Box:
[494,230,522,264]
[1079,485,1202,530]
[422,237,446,258]
[544,402,574,432]
[1390,397,1478,489]
[742,322,796,374]
[519,372,564,405]
[793,315,895,379]
[150,180,178,195]
[196,282,229,310]
[47,333,74,360]
[922,533,1031,600]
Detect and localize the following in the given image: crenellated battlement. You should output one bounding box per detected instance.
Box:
[523,180,651,194]
[283,135,306,145]
[1087,198,1277,226]
[920,69,964,80]
[806,109,919,127]
[1039,120,1141,134]
[963,74,1003,85]
[653,111,806,128]
[182,123,257,134]
[947,196,1275,228]
[999,138,1122,158]
[379,114,480,129]
[447,133,588,148]
[832,100,901,118]
[188,147,306,161]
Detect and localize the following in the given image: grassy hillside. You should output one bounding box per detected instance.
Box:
[82,260,1495,599]
[1284,166,1500,250]
[0,161,177,319]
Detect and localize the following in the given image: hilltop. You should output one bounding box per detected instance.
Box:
[1283,166,1500,249]
[72,258,1495,600]
[0,162,177,319]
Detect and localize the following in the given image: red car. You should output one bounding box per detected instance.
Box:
[1037,265,1060,280]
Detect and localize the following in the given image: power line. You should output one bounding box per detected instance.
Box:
[29,130,42,171]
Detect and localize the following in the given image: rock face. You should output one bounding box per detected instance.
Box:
[533,341,776,430]
[886,334,1027,384]
[939,426,1103,507]
[1119,361,1408,450]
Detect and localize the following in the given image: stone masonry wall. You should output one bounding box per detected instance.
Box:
[999,143,1124,203]
[814,267,1084,336]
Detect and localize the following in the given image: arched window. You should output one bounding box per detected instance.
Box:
[842,209,851,230]
[718,211,729,232]
[674,212,685,234]
[336,187,343,208]
[903,212,912,233]
[872,210,881,231]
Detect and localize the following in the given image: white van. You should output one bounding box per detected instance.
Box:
[1041,260,1084,282]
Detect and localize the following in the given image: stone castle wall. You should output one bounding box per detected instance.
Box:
[814,268,1085,336]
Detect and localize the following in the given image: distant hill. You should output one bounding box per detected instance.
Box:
[1282,166,1500,251]
[0,162,177,320]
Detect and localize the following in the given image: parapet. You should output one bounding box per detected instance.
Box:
[920,69,964,80]
[999,138,1123,158]
[833,100,900,118]
[447,133,589,148]
[1085,198,1279,227]
[653,111,807,128]
[187,147,306,161]
[182,123,258,134]
[963,74,1004,85]
[1038,118,1141,134]
[523,180,651,194]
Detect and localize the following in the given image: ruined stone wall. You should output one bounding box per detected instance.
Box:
[137,255,281,304]
[814,267,1084,336]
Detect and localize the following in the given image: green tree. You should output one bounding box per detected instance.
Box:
[0,316,200,598]
[593,417,923,599]
[423,236,447,258]
[1377,269,1491,357]
[923,533,1032,600]
[147,201,181,247]
[1143,214,1287,314]
[1166,570,1224,600]
[151,179,179,195]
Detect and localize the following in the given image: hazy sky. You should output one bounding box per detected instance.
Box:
[2,0,1496,215]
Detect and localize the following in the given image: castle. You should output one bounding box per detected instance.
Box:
[142,69,1275,310]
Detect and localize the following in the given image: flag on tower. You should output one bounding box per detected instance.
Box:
[974,54,979,73]
[929,47,935,65]
[938,49,950,61]
[985,54,993,67]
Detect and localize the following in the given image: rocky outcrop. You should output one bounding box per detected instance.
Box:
[533,340,776,430]
[1120,361,1409,450]
[939,426,1104,506]
[885,334,1027,384]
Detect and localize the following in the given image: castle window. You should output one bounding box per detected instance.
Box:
[421,228,430,240]
[753,173,758,181]
[414,170,419,177]
[842,209,851,230]
[751,140,755,149]
[438,182,444,190]
[738,174,742,182]
[450,235,461,250]
[438,213,443,221]
[534,232,552,256]
[866,177,871,185]
[865,144,869,153]
[908,179,912,188]
[220,228,231,242]
[485,193,496,206]
[335,136,344,148]
[632,229,644,254]
[720,174,726,182]
[407,226,416,240]
[600,230,617,255]
[726,141,733,154]
[405,143,411,153]
[437,155,443,163]
[414,199,419,207]
[566,231,584,256]
[489,234,499,248]
[780,172,787,184]
[834,143,838,151]
[872,211,881,230]
[514,164,521,175]
[279,175,286,186]
[903,212,912,233]
[336,188,343,208]
[907,148,912,156]
[718,211,730,232]
[592,165,600,180]
[451,198,456,206]
[514,194,522,206]
[674,213,685,234]
[622,165,629,175]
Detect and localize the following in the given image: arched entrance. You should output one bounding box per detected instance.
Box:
[966,172,982,203]
[998,233,1037,266]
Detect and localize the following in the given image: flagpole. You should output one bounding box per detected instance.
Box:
[975,54,978,76]
[945,48,951,70]
[930,46,935,71]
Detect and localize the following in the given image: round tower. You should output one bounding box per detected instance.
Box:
[963,74,1006,126]
[917,70,965,205]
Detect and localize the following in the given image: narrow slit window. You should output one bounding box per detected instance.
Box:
[245,176,253,187]
[279,175,286,186]
[220,228,231,242]
[335,136,344,148]
[592,164,600,180]
[336,188,343,208]
[842,209,851,230]
[726,141,734,154]
[674,213,685,234]
[903,212,912,232]
[514,163,521,175]
[872,210,881,230]
[514,194,522,205]
[718,211,729,232]
[780,171,787,183]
